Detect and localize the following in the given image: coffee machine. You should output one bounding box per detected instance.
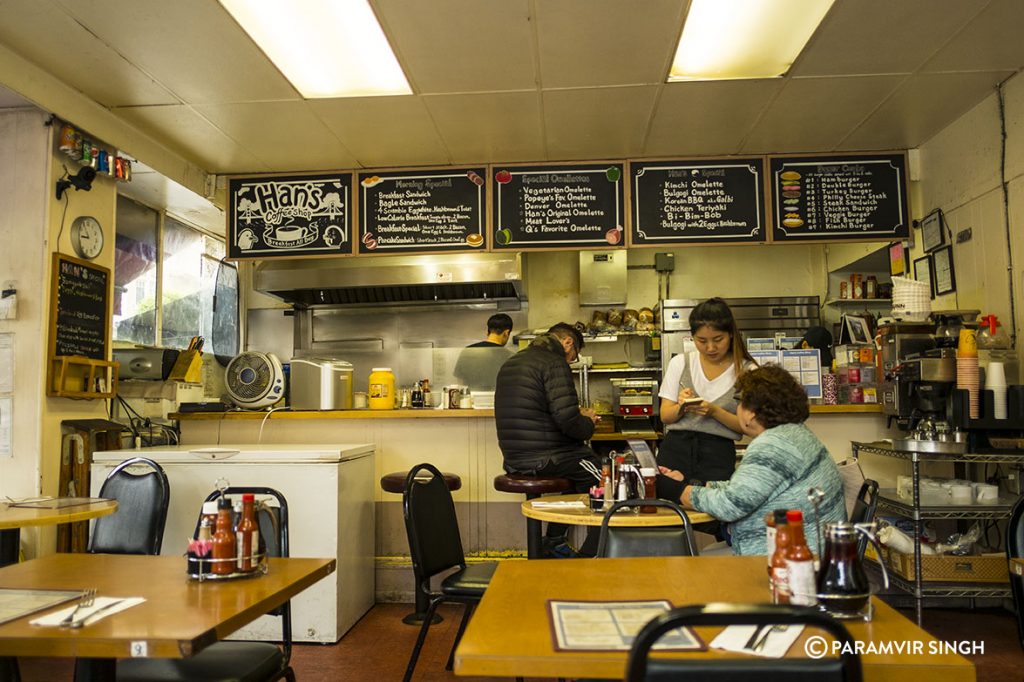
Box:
[893,355,966,447]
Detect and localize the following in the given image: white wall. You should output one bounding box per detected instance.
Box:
[916,71,1024,357]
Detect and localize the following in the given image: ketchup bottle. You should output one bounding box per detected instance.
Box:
[784,510,817,606]
[770,515,792,604]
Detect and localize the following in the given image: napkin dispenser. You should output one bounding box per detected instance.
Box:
[113,348,180,381]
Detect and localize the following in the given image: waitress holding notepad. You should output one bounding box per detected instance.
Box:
[657,298,756,488]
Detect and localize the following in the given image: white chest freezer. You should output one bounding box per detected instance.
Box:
[91,443,375,643]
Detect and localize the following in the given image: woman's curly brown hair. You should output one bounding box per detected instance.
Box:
[735,364,809,429]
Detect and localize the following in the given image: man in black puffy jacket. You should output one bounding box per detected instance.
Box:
[495,323,600,556]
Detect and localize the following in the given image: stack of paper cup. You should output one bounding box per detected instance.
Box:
[986,361,1007,419]
[957,329,980,419]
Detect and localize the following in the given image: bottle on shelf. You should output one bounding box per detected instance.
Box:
[211,498,235,575]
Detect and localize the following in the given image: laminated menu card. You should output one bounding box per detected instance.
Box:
[0,588,83,626]
[547,599,703,651]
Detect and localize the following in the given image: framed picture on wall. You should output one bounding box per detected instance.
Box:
[920,209,945,253]
[933,245,957,295]
[913,255,934,299]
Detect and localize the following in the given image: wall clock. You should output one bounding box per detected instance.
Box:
[70,215,104,260]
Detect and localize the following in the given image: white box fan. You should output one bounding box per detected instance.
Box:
[225,352,285,409]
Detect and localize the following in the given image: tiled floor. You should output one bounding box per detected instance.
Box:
[17,602,1024,681]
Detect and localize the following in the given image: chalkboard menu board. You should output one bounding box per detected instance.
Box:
[357,168,486,254]
[49,253,110,360]
[492,163,625,249]
[769,153,909,242]
[630,158,766,245]
[228,173,353,259]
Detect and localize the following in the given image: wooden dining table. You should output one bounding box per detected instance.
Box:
[0,498,118,567]
[522,493,713,526]
[454,556,976,681]
[0,553,335,681]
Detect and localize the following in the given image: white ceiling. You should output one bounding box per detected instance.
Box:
[0,0,1022,182]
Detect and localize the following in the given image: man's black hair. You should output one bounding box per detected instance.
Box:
[487,313,514,334]
[547,322,584,351]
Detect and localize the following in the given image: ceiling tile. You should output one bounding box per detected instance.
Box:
[646,79,783,157]
[0,0,178,107]
[194,101,359,171]
[792,0,989,77]
[542,86,658,160]
[839,71,1012,150]
[922,0,1024,73]
[742,75,904,153]
[56,0,299,104]
[113,104,267,174]
[373,0,537,94]
[310,96,450,168]
[535,0,685,88]
[424,91,544,164]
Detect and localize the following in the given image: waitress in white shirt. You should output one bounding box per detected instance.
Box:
[657,298,756,487]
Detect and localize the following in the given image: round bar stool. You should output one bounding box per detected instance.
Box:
[494,473,571,559]
[381,470,462,626]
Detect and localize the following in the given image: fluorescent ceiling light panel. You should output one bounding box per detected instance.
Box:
[219,0,411,98]
[669,0,835,81]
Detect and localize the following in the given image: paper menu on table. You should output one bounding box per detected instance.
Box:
[547,599,703,651]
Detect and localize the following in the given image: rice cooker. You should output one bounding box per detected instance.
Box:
[289,357,354,410]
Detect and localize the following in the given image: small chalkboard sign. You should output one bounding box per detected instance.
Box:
[49,253,110,361]
[357,168,486,254]
[769,153,909,242]
[228,173,354,259]
[492,163,625,249]
[630,158,766,245]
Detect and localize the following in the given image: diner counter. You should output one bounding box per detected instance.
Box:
[171,404,881,420]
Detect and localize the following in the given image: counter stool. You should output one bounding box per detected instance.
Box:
[381,470,462,626]
[493,473,571,559]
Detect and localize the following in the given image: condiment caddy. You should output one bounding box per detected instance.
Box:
[186,489,268,581]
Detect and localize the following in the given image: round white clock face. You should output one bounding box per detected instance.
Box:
[71,215,104,260]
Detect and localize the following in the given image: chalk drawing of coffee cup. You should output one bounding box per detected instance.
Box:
[238,229,257,249]
[276,225,306,242]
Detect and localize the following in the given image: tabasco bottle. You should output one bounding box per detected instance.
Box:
[236,493,259,572]
[770,514,792,604]
[764,508,788,569]
[784,510,818,606]
[211,498,235,575]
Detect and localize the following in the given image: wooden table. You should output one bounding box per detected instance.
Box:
[0,553,335,680]
[522,493,713,526]
[1011,557,1024,576]
[0,498,118,567]
[454,556,975,681]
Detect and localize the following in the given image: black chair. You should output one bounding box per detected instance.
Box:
[89,457,170,555]
[1007,493,1024,651]
[850,479,879,561]
[625,603,863,682]
[596,499,698,558]
[116,487,295,682]
[403,463,497,682]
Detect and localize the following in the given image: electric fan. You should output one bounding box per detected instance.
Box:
[224,351,285,409]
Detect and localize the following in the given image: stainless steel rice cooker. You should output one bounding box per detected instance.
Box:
[289,358,354,410]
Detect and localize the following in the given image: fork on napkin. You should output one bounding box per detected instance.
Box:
[709,624,804,658]
[30,597,146,628]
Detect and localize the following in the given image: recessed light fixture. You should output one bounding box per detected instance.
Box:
[668,0,835,81]
[219,0,412,98]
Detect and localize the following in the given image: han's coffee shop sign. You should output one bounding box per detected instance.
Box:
[228,173,354,259]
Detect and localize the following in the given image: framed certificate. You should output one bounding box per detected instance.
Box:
[933,245,956,295]
[913,255,934,299]
[920,209,945,253]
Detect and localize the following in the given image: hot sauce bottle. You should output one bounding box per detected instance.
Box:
[236,493,259,572]
[770,514,792,604]
[784,510,817,606]
[211,498,235,575]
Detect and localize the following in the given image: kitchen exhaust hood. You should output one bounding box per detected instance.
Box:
[253,252,526,309]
